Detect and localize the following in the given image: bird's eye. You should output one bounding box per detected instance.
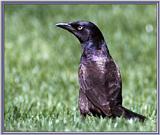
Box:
[77,26,83,31]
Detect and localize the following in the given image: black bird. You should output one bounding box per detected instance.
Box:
[56,21,147,122]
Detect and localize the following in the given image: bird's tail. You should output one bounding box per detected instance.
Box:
[111,105,147,122]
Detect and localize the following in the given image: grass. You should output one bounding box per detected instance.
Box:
[4,4,157,132]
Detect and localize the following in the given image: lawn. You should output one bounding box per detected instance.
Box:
[4,4,157,132]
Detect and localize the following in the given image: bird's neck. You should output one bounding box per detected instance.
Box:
[81,40,111,58]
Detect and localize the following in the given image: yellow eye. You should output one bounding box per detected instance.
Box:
[77,26,83,30]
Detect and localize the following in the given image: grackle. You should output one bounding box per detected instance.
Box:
[56,21,147,122]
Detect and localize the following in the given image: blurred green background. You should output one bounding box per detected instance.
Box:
[4,4,157,132]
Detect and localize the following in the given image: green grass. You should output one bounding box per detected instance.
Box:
[4,4,157,132]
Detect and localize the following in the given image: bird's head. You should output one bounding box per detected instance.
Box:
[56,21,104,44]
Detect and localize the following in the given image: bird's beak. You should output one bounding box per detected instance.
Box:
[56,22,75,32]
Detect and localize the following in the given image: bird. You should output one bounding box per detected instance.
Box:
[56,21,147,122]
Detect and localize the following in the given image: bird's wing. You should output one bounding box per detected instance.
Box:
[79,59,122,116]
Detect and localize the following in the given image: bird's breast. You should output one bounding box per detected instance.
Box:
[91,55,106,70]
[82,54,107,73]
[79,55,107,83]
